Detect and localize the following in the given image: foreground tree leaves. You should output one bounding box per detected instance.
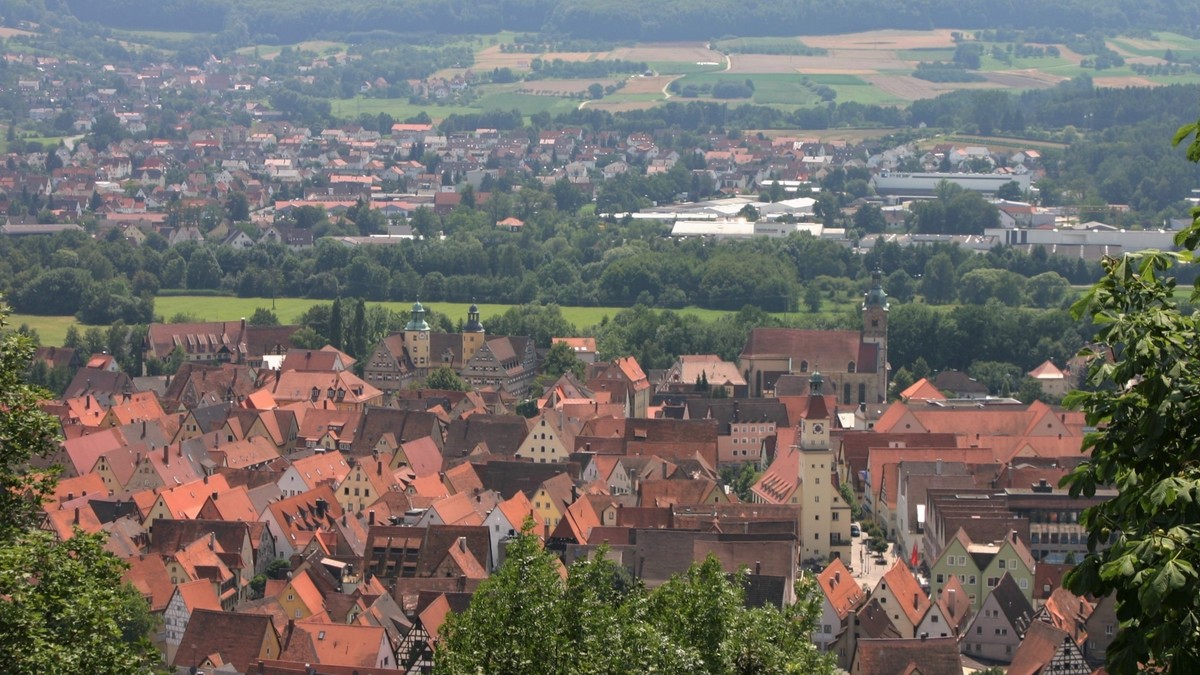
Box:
[1062,117,1200,674]
[435,523,832,674]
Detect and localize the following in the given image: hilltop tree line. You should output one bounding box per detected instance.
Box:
[59,0,1200,44]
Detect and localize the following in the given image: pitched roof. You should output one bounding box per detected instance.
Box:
[395,436,443,477]
[899,377,946,402]
[935,574,973,634]
[876,561,930,628]
[818,557,865,620]
[988,572,1036,636]
[741,327,874,372]
[1007,620,1077,675]
[173,609,276,671]
[851,637,962,675]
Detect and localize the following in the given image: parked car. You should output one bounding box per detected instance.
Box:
[850,523,861,537]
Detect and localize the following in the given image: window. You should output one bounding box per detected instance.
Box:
[976,626,982,634]
[998,559,1006,569]
[295,610,301,618]
[969,575,977,585]
[823,625,832,634]
[931,615,939,623]
[1019,578,1028,589]
[935,574,944,583]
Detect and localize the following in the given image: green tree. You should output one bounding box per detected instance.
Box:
[1059,119,1200,674]
[0,300,158,672]
[247,307,280,327]
[853,203,887,234]
[421,366,469,391]
[185,248,223,289]
[921,252,958,304]
[436,525,832,674]
[542,340,585,380]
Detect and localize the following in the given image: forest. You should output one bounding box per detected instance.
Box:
[54,0,1200,43]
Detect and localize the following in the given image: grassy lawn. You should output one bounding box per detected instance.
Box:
[828,83,904,106]
[803,74,869,85]
[8,315,86,348]
[672,72,818,106]
[978,53,1075,72]
[10,297,795,347]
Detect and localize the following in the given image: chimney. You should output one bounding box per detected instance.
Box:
[834,571,840,585]
[258,660,265,675]
[212,491,218,502]
[1011,530,1018,543]
[67,492,74,501]
[377,461,382,476]
[141,420,147,438]
[755,560,761,575]
[458,536,467,552]
[368,510,375,525]
[207,532,215,550]
[913,593,918,610]
[163,444,169,466]
[240,317,246,332]
[948,589,956,616]
[73,507,80,524]
[457,574,466,592]
[935,458,942,476]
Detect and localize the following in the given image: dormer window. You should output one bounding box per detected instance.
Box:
[310,387,319,402]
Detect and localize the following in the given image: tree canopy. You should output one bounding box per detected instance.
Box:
[436,524,832,674]
[0,299,158,671]
[1061,117,1200,673]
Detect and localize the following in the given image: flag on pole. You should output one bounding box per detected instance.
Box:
[910,542,919,567]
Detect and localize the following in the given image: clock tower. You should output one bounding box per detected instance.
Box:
[798,371,840,561]
[404,299,431,369]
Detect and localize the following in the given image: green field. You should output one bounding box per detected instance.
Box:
[672,72,819,106]
[10,297,759,347]
[978,52,1075,72]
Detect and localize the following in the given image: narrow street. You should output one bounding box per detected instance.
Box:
[846,529,901,592]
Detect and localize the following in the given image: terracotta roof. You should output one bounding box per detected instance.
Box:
[441,461,482,494]
[936,575,973,634]
[851,637,962,675]
[157,474,233,519]
[855,598,901,639]
[173,609,277,671]
[899,377,946,402]
[1008,620,1076,675]
[876,560,930,628]
[298,622,387,668]
[265,485,344,552]
[819,557,865,620]
[282,569,326,616]
[1029,359,1066,380]
[1040,587,1092,645]
[288,450,351,491]
[495,491,535,532]
[61,427,126,475]
[123,554,175,612]
[417,593,452,642]
[394,436,443,477]
[638,478,719,507]
[174,579,222,613]
[217,436,281,470]
[741,327,875,372]
[48,472,107,506]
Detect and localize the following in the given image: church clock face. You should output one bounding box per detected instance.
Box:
[812,423,824,434]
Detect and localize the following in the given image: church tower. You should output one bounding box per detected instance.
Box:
[461,300,486,363]
[404,300,431,369]
[862,269,889,399]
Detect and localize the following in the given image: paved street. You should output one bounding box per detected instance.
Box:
[846,529,901,592]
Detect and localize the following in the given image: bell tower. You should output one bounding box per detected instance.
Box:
[462,299,486,362]
[404,299,431,368]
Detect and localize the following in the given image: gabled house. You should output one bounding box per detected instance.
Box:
[870,561,930,638]
[961,573,1035,663]
[1007,620,1091,675]
[930,528,1035,611]
[815,557,866,655]
[172,609,282,672]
